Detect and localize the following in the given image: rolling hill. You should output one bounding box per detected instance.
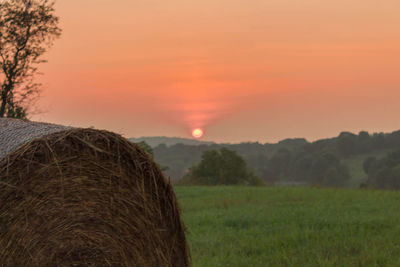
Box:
[129,136,215,147]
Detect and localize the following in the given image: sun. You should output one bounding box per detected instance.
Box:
[192,128,204,139]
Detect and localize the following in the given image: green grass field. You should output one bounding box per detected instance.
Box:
[175,186,400,267]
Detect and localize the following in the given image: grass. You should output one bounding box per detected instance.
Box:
[175,186,400,267]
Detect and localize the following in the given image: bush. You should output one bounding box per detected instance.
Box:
[181,148,263,186]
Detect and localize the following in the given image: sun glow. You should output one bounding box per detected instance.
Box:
[192,128,204,139]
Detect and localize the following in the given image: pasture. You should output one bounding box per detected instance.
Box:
[176,186,400,266]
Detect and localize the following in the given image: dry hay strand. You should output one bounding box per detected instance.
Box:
[0,119,190,266]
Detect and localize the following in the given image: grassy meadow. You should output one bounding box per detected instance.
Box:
[175,186,400,267]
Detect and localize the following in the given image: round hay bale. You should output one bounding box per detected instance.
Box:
[0,119,190,266]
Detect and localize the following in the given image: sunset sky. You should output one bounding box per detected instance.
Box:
[33,0,400,143]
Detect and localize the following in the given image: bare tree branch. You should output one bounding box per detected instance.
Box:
[0,0,61,119]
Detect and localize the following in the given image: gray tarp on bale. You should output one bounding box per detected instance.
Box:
[0,119,70,159]
[0,118,190,266]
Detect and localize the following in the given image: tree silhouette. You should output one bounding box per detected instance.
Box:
[0,0,61,118]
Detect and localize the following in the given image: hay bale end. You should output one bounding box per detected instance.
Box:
[0,119,190,266]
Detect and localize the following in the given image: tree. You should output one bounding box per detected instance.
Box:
[371,133,385,150]
[0,0,61,118]
[363,156,377,175]
[357,131,372,153]
[337,132,357,157]
[290,153,313,182]
[137,141,154,157]
[365,150,400,189]
[182,148,262,185]
[268,148,292,180]
[322,165,350,187]
[136,141,169,171]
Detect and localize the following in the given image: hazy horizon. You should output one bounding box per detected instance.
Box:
[130,126,398,145]
[31,0,400,143]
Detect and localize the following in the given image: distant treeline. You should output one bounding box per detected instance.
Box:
[151,130,400,188]
[364,150,400,189]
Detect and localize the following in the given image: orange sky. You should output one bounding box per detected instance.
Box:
[33,0,400,143]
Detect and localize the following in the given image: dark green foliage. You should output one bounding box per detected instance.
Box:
[385,130,400,147]
[371,133,385,150]
[181,148,262,185]
[357,131,372,153]
[337,132,357,157]
[277,138,308,146]
[137,141,170,171]
[269,148,292,176]
[154,139,307,181]
[322,165,350,186]
[137,141,154,157]
[309,151,339,183]
[271,149,350,186]
[290,153,313,181]
[152,129,400,188]
[365,150,400,189]
[130,136,215,147]
[363,156,377,175]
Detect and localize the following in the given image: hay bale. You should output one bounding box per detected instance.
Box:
[0,119,190,266]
